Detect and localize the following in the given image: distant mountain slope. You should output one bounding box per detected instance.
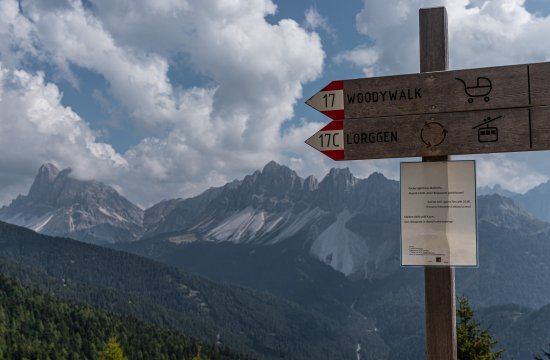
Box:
[0,220,388,360]
[140,162,400,280]
[4,161,550,359]
[477,303,550,360]
[513,179,550,222]
[124,163,550,308]
[2,162,400,280]
[143,161,320,243]
[120,195,550,357]
[477,184,519,198]
[7,162,550,310]
[0,274,251,360]
[0,164,144,244]
[457,194,550,308]
[6,162,550,288]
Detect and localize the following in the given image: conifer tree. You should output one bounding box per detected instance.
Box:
[98,337,128,360]
[457,296,503,360]
[192,344,204,360]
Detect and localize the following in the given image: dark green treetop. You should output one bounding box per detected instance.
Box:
[457,296,503,360]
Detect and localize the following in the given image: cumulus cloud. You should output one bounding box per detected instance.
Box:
[20,0,177,129]
[473,154,548,193]
[0,0,40,68]
[344,0,550,75]
[335,0,550,192]
[334,46,380,76]
[0,0,325,206]
[0,64,127,203]
[4,0,550,207]
[304,7,335,38]
[114,0,324,205]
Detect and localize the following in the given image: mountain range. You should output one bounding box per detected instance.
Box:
[0,162,401,280]
[5,161,550,280]
[3,162,550,358]
[0,164,143,244]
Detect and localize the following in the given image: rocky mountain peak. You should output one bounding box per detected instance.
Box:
[303,175,319,192]
[239,161,304,200]
[314,168,357,212]
[513,180,550,223]
[260,161,300,181]
[366,171,387,182]
[8,161,550,284]
[262,160,284,173]
[524,180,550,196]
[39,163,60,178]
[0,163,144,244]
[318,168,357,196]
[320,168,356,189]
[352,172,399,214]
[27,163,62,201]
[477,183,519,198]
[478,194,548,231]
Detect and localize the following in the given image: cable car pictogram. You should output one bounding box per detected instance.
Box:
[472,115,502,142]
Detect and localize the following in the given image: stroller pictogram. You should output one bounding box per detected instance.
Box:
[455,77,492,103]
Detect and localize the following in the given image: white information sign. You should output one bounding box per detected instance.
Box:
[400,161,477,267]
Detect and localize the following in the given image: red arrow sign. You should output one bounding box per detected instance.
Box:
[305,62,550,121]
[305,81,345,121]
[305,106,550,161]
[304,121,345,161]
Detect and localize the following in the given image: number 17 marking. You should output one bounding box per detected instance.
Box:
[323,93,335,108]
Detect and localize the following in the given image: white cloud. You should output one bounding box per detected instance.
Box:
[4,0,550,208]
[333,0,550,192]
[0,0,39,69]
[334,46,380,76]
[22,1,177,129]
[348,0,550,75]
[113,0,324,205]
[473,154,548,193]
[0,0,325,206]
[304,7,335,38]
[0,64,127,204]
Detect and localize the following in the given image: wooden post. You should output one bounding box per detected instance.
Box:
[420,7,458,360]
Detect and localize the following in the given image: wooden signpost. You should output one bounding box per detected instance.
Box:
[305,6,550,359]
[305,105,550,160]
[306,62,550,120]
[419,8,456,360]
[305,22,550,162]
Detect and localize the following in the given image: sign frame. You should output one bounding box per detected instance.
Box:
[305,105,550,161]
[306,61,550,121]
[399,160,478,268]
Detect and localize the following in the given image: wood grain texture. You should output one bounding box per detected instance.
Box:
[425,267,457,360]
[420,7,448,72]
[342,106,546,160]
[419,7,457,360]
[529,62,550,106]
[343,62,538,119]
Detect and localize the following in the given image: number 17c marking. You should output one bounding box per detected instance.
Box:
[323,93,335,108]
[318,133,340,148]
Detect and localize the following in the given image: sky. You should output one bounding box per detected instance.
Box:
[1,0,550,207]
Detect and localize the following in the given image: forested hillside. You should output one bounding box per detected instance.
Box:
[0,274,251,359]
[0,221,387,359]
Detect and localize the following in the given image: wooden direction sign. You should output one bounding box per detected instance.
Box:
[305,105,550,160]
[306,62,550,120]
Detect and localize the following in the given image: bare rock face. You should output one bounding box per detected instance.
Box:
[141,162,401,280]
[6,161,546,283]
[0,164,144,244]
